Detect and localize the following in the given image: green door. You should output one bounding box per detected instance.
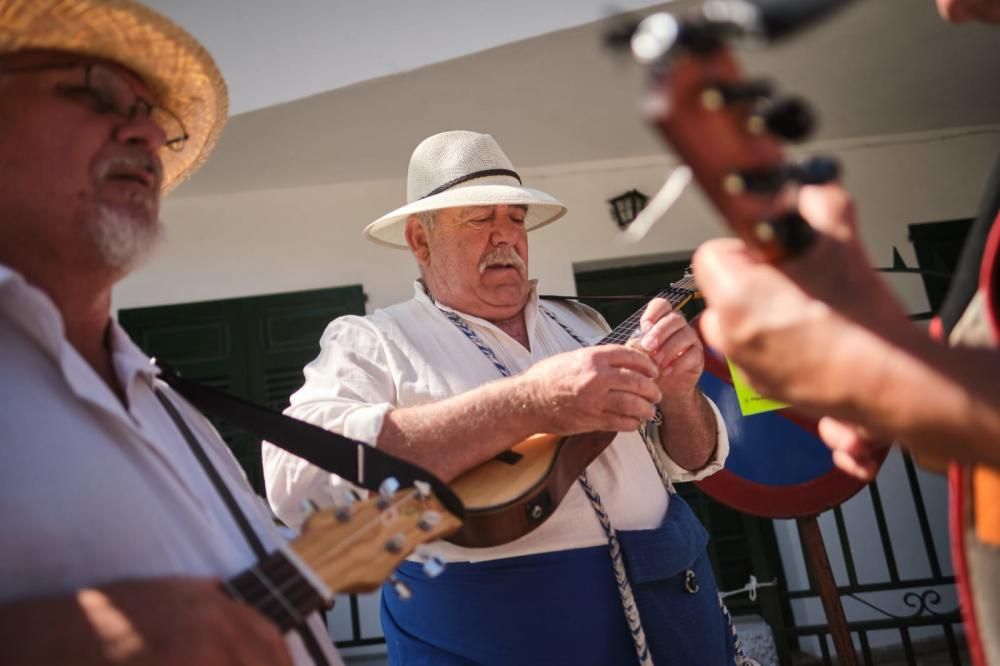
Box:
[119,285,366,493]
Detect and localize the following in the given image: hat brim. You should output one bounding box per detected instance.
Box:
[0,0,228,192]
[364,183,568,249]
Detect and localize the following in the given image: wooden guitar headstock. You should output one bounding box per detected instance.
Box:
[290,480,462,596]
[619,0,851,261]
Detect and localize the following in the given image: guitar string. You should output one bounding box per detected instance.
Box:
[597,278,696,345]
[250,558,307,626]
[257,552,324,625]
[230,488,432,620]
[598,284,696,346]
[263,555,331,627]
[232,491,415,607]
[232,553,320,628]
[602,294,694,346]
[232,488,425,621]
[234,510,410,625]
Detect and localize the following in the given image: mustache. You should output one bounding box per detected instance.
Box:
[96,153,163,190]
[478,247,527,275]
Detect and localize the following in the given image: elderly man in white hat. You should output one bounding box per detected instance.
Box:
[265,131,744,665]
[0,2,340,665]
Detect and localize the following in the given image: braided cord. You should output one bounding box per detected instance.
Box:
[549,302,753,665]
[539,304,588,346]
[720,594,761,666]
[437,308,512,378]
[439,302,654,665]
[578,471,653,666]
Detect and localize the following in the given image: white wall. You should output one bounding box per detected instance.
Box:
[117,125,1000,316]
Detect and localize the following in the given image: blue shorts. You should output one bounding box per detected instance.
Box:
[381,495,737,665]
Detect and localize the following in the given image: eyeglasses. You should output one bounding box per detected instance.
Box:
[0,61,189,152]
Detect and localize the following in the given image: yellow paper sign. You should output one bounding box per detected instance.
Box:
[726,358,788,416]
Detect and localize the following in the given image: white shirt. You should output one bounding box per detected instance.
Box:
[264,281,728,563]
[0,264,340,666]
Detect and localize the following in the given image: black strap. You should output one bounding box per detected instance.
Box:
[153,360,464,519]
[154,389,331,666]
[155,389,269,559]
[540,293,649,303]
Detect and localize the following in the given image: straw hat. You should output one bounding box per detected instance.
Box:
[0,0,228,192]
[364,131,567,249]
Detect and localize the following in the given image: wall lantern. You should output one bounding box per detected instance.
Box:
[608,189,649,230]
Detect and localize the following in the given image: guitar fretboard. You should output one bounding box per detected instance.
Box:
[597,274,697,346]
[224,550,325,632]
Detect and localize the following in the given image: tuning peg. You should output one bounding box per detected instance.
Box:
[414,545,447,579]
[793,155,840,185]
[421,554,446,579]
[377,477,400,509]
[385,532,407,554]
[723,156,841,196]
[749,96,814,141]
[413,480,432,500]
[630,12,681,64]
[298,498,320,517]
[723,168,786,196]
[754,210,816,255]
[327,486,357,522]
[701,79,773,111]
[417,510,443,532]
[389,574,412,601]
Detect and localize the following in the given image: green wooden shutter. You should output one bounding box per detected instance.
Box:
[573,259,702,329]
[119,285,365,493]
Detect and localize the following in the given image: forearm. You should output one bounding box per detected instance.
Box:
[657,389,719,471]
[844,331,1000,468]
[377,375,547,481]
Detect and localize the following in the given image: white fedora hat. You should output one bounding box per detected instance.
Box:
[364,131,567,249]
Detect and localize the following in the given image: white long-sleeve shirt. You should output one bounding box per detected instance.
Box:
[264,281,728,563]
[0,264,340,666]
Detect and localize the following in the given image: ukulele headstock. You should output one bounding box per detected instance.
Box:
[616,0,851,262]
[291,478,462,596]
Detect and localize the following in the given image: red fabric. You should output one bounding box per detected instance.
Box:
[951,463,988,666]
[980,212,1000,335]
[945,211,1000,666]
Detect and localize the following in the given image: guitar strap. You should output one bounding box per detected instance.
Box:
[152,359,464,519]
[153,388,331,666]
[539,293,648,303]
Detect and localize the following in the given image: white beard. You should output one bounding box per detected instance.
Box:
[86,204,164,271]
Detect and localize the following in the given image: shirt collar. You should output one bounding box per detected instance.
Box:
[0,261,159,395]
[108,318,161,388]
[0,262,70,362]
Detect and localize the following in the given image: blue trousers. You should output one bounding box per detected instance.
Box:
[381,495,737,665]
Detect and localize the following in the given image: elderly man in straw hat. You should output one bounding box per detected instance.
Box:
[0,2,340,664]
[265,131,745,665]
